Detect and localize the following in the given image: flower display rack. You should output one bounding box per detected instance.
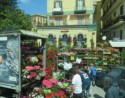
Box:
[0,30,46,97]
[74,48,120,67]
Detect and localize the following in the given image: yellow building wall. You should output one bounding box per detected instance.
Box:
[47,0,94,14]
[37,28,96,48]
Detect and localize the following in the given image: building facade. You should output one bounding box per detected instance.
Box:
[94,1,101,42]
[32,14,47,27]
[38,0,97,49]
[101,0,125,47]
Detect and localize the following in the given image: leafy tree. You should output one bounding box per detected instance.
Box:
[0,0,32,31]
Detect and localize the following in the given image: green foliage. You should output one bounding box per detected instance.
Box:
[0,0,32,31]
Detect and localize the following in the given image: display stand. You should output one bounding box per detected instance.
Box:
[0,30,46,97]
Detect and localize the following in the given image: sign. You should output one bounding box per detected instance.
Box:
[61,30,69,33]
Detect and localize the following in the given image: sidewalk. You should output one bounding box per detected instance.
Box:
[90,85,105,98]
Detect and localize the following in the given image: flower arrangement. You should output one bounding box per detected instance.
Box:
[22,65,43,82]
[53,71,65,81]
[22,55,44,83]
[41,78,66,98]
[30,56,39,64]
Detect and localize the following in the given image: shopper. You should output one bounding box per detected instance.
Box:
[89,63,97,86]
[104,76,125,98]
[79,68,91,98]
[104,77,120,98]
[70,67,82,98]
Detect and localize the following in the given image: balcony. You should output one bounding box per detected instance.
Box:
[52,8,63,15]
[74,7,86,14]
[103,15,125,30]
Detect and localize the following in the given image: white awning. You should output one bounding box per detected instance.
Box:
[109,40,125,47]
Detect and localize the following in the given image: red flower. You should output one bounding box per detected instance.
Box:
[57,90,65,97]
[29,72,37,78]
[42,79,52,88]
[51,91,57,96]
[46,94,53,98]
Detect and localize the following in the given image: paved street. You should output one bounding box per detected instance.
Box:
[0,85,105,98]
[90,85,105,98]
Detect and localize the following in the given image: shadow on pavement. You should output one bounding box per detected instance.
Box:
[93,94,103,98]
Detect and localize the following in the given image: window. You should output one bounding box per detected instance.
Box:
[114,32,116,38]
[120,30,123,40]
[77,16,83,25]
[76,0,84,10]
[120,5,123,15]
[78,34,83,41]
[93,5,96,12]
[77,34,83,46]
[54,0,62,8]
[55,18,61,26]
[48,35,54,45]
[62,34,68,45]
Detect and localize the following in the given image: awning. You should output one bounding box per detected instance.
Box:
[109,40,125,47]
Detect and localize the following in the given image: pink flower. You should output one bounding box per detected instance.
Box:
[66,79,71,82]
[42,79,52,88]
[29,72,37,78]
[49,79,58,84]
[25,66,34,72]
[34,66,41,70]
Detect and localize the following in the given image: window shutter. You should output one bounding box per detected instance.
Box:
[54,1,56,8]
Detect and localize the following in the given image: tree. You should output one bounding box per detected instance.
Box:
[0,0,32,31]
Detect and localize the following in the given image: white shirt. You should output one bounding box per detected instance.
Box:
[72,74,82,94]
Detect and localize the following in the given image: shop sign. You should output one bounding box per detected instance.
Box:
[61,30,69,33]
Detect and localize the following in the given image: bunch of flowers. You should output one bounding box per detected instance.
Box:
[29,56,39,64]
[22,65,43,82]
[42,78,66,98]
[53,71,65,81]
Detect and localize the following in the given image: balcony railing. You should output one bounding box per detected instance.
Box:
[103,15,125,30]
[52,8,63,15]
[74,6,86,14]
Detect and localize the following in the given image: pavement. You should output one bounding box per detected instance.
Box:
[90,85,105,98]
[0,85,105,98]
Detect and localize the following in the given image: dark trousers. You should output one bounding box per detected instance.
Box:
[73,92,82,98]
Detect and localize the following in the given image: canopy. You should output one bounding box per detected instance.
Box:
[109,40,125,47]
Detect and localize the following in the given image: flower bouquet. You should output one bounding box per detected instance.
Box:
[22,65,43,83]
[42,78,66,98]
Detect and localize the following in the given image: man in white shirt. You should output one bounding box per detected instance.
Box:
[70,67,83,98]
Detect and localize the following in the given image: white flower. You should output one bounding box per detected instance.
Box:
[30,56,38,63]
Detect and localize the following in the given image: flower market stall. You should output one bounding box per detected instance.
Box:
[0,30,46,97]
[26,47,70,98]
